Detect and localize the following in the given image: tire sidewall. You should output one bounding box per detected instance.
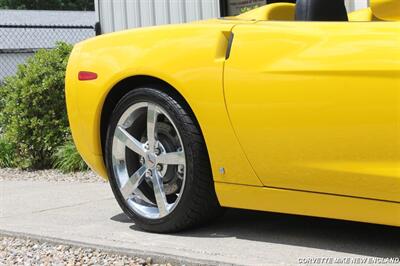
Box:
[105,87,200,231]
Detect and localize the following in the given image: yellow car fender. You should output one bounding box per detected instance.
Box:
[66,21,262,186]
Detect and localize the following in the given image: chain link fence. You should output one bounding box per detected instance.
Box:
[0,24,95,82]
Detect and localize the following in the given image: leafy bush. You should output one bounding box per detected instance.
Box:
[0,43,73,169]
[0,136,16,168]
[53,138,89,173]
[240,5,259,13]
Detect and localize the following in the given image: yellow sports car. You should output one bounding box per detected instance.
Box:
[66,0,400,232]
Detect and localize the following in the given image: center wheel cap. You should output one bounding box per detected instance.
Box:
[145,153,157,169]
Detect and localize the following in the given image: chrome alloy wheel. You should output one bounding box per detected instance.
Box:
[111,102,186,219]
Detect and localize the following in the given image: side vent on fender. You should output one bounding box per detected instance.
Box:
[225,32,234,60]
[215,31,233,61]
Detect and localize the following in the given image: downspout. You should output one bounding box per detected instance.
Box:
[94,0,102,35]
[219,0,228,17]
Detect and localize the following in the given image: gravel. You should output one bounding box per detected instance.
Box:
[0,169,156,264]
[0,171,176,265]
[0,235,174,266]
[0,168,105,183]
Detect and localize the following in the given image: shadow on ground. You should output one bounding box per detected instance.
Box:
[111,208,400,258]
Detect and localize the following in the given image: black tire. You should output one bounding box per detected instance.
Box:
[105,86,222,233]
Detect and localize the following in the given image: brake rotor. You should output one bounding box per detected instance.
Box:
[139,122,183,196]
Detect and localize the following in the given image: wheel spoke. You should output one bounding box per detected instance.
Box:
[115,126,146,157]
[133,188,154,206]
[152,171,169,217]
[157,151,185,165]
[113,101,187,219]
[147,103,158,152]
[120,166,146,199]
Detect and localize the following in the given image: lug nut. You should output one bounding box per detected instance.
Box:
[154,148,161,155]
[156,164,162,171]
[178,165,184,174]
[145,169,152,177]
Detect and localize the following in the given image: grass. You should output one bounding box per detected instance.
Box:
[0,136,16,168]
[52,139,89,173]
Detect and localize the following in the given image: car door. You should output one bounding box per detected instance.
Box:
[224,21,400,202]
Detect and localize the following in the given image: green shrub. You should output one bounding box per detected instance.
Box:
[53,138,89,173]
[0,136,16,168]
[240,5,259,14]
[0,43,73,169]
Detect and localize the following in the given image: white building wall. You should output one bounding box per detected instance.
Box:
[345,0,369,11]
[97,0,219,33]
[97,0,369,33]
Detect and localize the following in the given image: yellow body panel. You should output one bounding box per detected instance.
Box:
[225,21,400,202]
[65,4,400,227]
[237,3,295,21]
[66,21,262,186]
[370,0,400,21]
[216,182,400,227]
[348,8,377,22]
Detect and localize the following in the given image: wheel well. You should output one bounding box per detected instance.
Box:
[100,75,200,158]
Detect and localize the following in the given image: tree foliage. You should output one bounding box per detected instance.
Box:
[0,0,94,11]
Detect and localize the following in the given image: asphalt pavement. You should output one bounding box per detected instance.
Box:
[1,180,399,265]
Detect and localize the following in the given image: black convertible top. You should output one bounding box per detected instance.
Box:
[295,0,349,21]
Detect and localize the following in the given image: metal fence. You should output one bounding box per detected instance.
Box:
[0,24,95,82]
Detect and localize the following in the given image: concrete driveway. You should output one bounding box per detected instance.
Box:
[0,180,399,265]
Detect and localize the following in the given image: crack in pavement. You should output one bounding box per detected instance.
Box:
[0,197,114,219]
